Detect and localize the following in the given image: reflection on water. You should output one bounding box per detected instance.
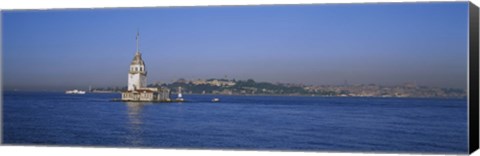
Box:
[2,92,468,153]
[126,102,146,146]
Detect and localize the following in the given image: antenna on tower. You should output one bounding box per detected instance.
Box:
[136,29,140,53]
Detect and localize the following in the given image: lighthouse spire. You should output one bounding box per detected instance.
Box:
[136,29,140,53]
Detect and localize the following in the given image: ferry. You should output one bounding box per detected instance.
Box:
[65,89,86,94]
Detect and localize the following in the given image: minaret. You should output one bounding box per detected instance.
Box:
[128,31,147,91]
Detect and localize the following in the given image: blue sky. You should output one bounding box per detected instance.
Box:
[2,2,469,90]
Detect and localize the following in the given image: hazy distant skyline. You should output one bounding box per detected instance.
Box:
[2,2,469,91]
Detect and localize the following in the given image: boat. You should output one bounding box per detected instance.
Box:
[176,86,184,102]
[65,89,86,94]
[212,98,220,102]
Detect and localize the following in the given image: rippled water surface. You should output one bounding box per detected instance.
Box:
[3,92,468,154]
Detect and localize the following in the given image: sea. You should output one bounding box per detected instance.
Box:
[2,91,468,154]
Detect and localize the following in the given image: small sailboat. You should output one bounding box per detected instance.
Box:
[176,86,184,102]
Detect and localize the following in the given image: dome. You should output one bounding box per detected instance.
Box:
[131,51,145,65]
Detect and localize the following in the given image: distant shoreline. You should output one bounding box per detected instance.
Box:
[181,93,467,99]
[93,91,466,99]
[4,90,466,99]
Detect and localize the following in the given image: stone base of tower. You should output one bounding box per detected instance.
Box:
[121,87,171,102]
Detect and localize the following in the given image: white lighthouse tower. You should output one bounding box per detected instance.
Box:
[122,31,171,102]
[128,31,147,91]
